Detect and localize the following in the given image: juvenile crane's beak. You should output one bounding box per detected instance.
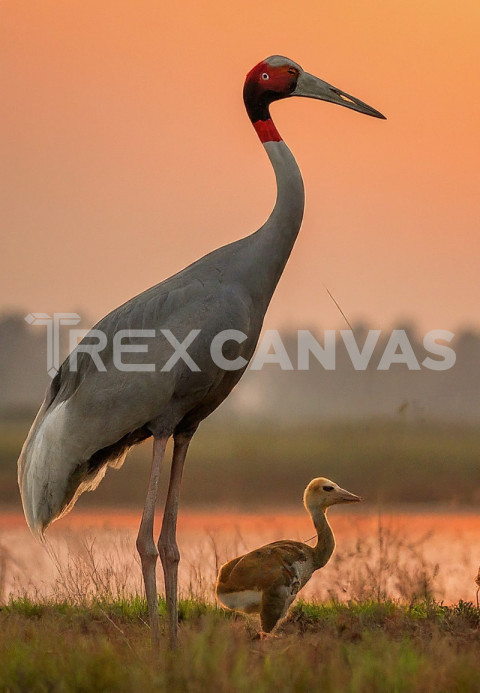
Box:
[292,71,386,119]
[335,486,363,504]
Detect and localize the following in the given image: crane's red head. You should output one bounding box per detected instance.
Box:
[244,55,385,143]
[244,56,301,142]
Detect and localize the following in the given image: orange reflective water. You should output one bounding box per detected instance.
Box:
[1,510,479,606]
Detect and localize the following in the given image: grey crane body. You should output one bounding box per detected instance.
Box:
[18,55,384,647]
[19,140,303,532]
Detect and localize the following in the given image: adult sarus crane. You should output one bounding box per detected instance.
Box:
[18,56,385,647]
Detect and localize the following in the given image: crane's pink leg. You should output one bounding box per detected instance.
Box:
[136,436,168,646]
[158,432,192,649]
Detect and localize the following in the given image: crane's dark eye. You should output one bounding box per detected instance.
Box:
[261,72,270,80]
[322,485,334,492]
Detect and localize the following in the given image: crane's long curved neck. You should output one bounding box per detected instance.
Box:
[310,507,335,570]
[243,111,305,304]
[261,134,305,251]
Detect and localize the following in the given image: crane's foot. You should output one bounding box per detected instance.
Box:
[252,629,275,640]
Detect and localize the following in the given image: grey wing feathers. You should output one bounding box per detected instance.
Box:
[18,253,257,536]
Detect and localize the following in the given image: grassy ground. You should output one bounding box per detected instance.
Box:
[3,416,480,689]
[1,596,479,692]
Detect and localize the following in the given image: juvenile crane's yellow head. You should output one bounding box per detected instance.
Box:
[304,477,361,513]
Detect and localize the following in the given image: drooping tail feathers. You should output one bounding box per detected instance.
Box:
[17,400,116,538]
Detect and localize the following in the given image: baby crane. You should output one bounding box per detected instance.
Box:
[216,477,361,635]
[18,57,384,647]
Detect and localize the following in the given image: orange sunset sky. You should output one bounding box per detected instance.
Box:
[1,0,479,334]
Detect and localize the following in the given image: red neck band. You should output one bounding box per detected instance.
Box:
[253,118,282,143]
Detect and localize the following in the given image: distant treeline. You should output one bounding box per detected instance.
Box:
[1,312,479,422]
[2,419,480,509]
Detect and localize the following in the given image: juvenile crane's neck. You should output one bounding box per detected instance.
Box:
[310,508,336,570]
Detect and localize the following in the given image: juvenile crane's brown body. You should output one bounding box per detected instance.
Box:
[216,478,361,635]
[18,56,383,648]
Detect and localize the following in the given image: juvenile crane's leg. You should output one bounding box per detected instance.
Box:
[259,587,290,636]
[136,436,168,646]
[158,432,192,648]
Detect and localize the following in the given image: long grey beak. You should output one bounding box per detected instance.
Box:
[292,71,386,120]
